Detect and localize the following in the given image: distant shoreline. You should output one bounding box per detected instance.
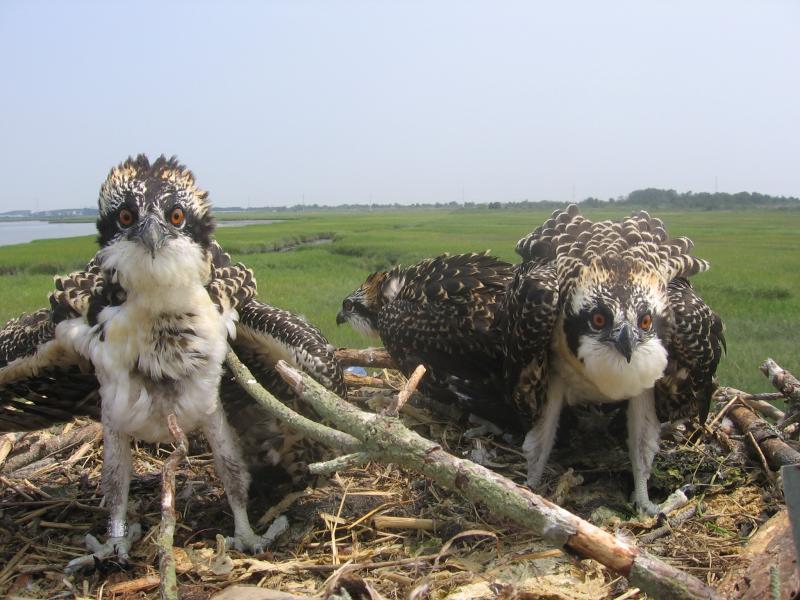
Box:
[0,218,285,247]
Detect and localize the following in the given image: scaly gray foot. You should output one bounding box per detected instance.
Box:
[225,515,289,554]
[632,494,661,517]
[65,523,142,572]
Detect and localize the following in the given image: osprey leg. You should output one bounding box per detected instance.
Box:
[627,389,661,516]
[523,379,565,488]
[203,404,273,553]
[65,427,142,571]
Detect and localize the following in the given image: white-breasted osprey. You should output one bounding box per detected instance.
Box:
[336,252,514,415]
[504,205,724,514]
[0,155,345,566]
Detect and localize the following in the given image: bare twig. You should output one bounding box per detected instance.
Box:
[2,423,101,475]
[308,452,373,476]
[0,432,22,469]
[372,515,436,531]
[241,550,455,575]
[612,588,642,600]
[747,431,776,483]
[638,504,699,544]
[335,347,397,369]
[344,372,390,388]
[707,395,740,430]
[107,575,161,595]
[159,414,188,600]
[269,360,720,600]
[743,398,786,423]
[383,364,426,416]
[761,359,800,407]
[717,387,786,421]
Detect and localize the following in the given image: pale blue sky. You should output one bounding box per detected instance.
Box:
[1,1,798,210]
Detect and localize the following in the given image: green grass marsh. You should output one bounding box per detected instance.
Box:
[1,207,797,394]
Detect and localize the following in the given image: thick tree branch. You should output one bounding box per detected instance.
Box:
[727,404,800,470]
[272,360,719,600]
[225,351,362,452]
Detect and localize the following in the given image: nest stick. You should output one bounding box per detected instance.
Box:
[384,364,426,416]
[335,347,397,369]
[158,413,188,600]
[638,504,699,544]
[2,423,101,475]
[225,351,362,453]
[0,432,22,469]
[761,358,800,406]
[728,404,800,470]
[344,372,390,388]
[716,387,785,422]
[308,451,373,475]
[268,360,720,600]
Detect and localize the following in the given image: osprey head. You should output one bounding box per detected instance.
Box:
[336,271,388,338]
[94,155,215,288]
[565,256,670,400]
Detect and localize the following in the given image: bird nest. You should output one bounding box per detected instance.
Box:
[0,367,793,600]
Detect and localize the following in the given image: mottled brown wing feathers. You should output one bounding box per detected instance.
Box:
[502,262,560,423]
[655,278,725,423]
[207,241,257,313]
[50,265,113,325]
[0,309,55,366]
[1,308,99,432]
[232,299,345,398]
[377,253,514,413]
[393,252,512,328]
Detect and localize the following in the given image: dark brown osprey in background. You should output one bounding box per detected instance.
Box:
[336,252,514,415]
[0,155,345,568]
[504,205,724,514]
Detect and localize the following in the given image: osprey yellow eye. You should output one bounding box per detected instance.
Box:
[639,313,653,331]
[590,312,606,329]
[169,207,185,227]
[118,208,134,227]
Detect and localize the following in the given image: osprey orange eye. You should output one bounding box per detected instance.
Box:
[118,208,134,227]
[639,313,653,331]
[169,207,185,227]
[590,312,607,329]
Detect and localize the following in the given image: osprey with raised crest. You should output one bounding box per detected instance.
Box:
[0,155,344,567]
[504,205,724,514]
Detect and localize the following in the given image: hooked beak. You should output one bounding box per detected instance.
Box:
[613,323,635,363]
[336,310,347,325]
[137,217,165,258]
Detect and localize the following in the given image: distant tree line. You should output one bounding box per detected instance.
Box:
[492,189,799,211]
[596,188,799,210]
[3,188,797,218]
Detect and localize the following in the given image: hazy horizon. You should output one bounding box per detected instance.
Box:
[1,1,798,212]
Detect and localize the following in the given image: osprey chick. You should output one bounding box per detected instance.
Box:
[337,252,514,414]
[505,205,724,514]
[0,155,344,567]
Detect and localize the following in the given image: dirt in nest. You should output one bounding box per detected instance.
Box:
[0,382,786,600]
